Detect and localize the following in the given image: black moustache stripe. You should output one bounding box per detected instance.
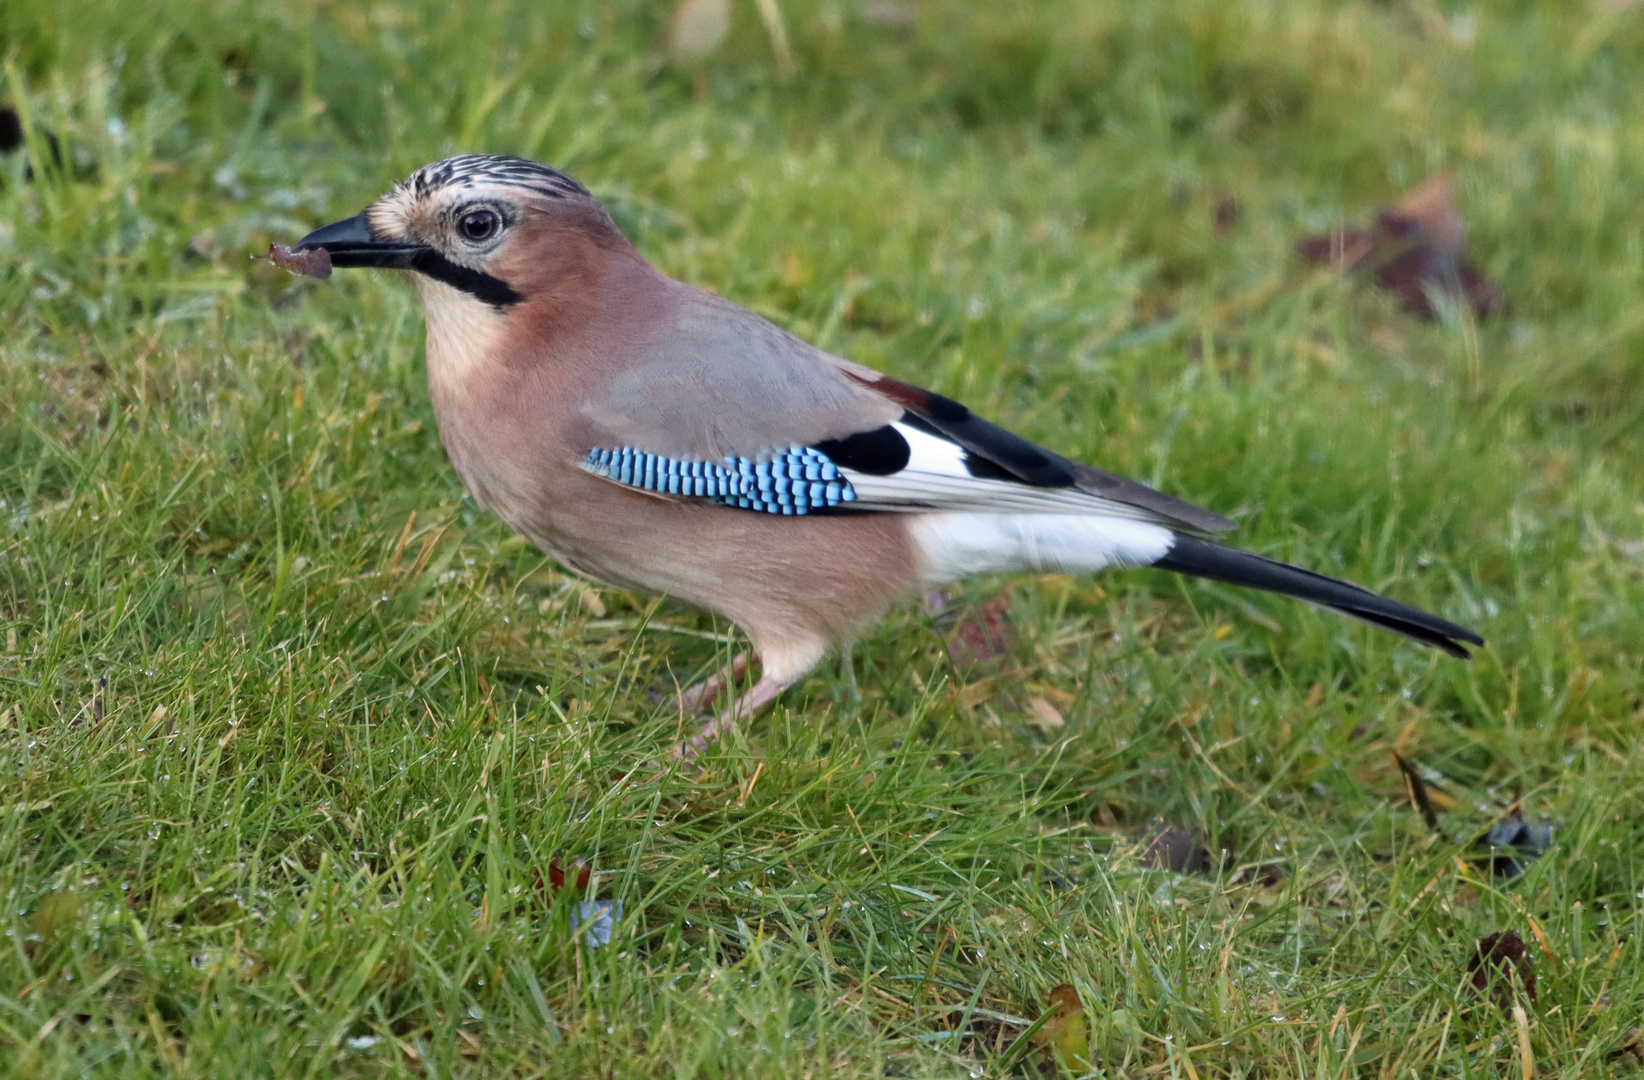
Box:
[409,249,522,307]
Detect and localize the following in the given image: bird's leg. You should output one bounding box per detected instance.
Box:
[669,671,795,761]
[675,651,752,715]
[838,640,860,706]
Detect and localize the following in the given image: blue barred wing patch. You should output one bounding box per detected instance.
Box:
[584,446,857,515]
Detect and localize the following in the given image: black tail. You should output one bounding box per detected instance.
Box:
[1154,536,1484,659]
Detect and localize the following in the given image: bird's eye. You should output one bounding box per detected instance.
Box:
[458,209,500,242]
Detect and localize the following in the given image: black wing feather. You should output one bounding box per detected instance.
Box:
[859,376,1236,534]
[1155,535,1483,657]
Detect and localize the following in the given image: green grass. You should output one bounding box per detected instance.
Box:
[2,0,1643,1075]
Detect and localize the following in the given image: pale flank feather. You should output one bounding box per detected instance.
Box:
[908,513,1175,582]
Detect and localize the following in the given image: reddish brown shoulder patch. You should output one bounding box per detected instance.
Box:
[843,369,931,412]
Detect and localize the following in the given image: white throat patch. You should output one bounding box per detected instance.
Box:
[415,275,508,397]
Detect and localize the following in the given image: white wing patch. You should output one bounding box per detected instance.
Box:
[900,423,972,477]
[909,513,1175,583]
[840,423,1159,521]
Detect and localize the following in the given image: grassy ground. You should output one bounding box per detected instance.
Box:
[2,0,1643,1075]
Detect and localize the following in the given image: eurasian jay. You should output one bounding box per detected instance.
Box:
[293,155,1482,756]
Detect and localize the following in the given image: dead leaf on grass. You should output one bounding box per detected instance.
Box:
[1608,1027,1644,1065]
[1393,753,1552,878]
[1032,984,1090,1072]
[1296,171,1502,319]
[540,857,591,896]
[1392,750,1442,831]
[1136,822,1212,874]
[1467,930,1537,1007]
[946,588,1013,667]
[532,857,622,948]
[1025,697,1065,731]
[954,677,995,712]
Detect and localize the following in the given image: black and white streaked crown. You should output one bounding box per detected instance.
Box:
[400,154,590,202]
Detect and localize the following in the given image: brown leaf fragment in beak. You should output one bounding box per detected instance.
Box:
[267,242,333,280]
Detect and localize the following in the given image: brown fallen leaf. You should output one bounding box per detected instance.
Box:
[1025,696,1065,731]
[1391,750,1441,832]
[536,856,591,897]
[532,857,621,948]
[1608,1027,1644,1065]
[1032,984,1090,1072]
[1467,930,1536,1008]
[1394,752,1553,879]
[266,242,332,280]
[1296,171,1501,320]
[946,587,1012,667]
[953,676,995,712]
[1136,822,1212,874]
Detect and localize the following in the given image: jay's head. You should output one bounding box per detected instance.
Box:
[296,154,631,312]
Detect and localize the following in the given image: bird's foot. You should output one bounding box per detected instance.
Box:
[668,672,793,761]
[675,651,752,715]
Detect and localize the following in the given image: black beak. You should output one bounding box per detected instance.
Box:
[294,213,525,307]
[294,214,430,269]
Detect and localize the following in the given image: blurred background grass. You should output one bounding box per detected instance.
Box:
[1,0,1642,1076]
